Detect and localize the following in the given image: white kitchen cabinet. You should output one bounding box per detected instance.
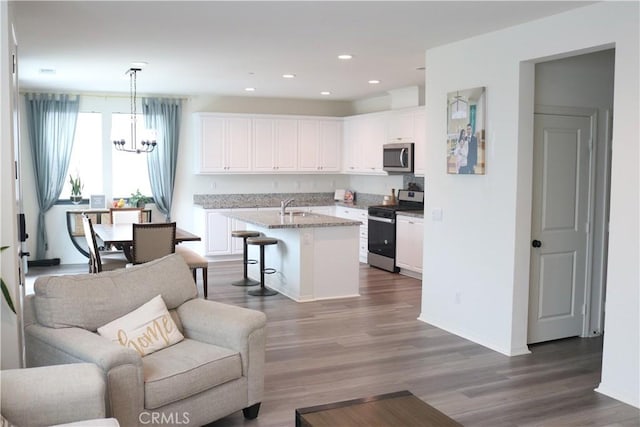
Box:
[388,109,416,142]
[342,112,387,174]
[334,206,368,262]
[413,108,427,176]
[307,206,335,215]
[203,210,233,255]
[396,214,423,274]
[298,119,342,172]
[252,118,298,172]
[195,208,257,257]
[195,114,252,173]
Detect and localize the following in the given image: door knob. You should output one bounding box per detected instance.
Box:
[532,240,542,248]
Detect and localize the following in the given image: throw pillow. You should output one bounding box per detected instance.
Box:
[97,295,184,356]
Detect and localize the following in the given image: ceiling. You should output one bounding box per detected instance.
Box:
[12,1,593,101]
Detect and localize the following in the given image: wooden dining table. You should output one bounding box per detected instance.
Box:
[93,223,201,261]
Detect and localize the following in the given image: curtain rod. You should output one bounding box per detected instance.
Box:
[19,91,189,101]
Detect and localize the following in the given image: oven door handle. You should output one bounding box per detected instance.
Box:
[368,216,395,224]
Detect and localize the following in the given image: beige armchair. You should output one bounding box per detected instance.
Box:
[24,254,266,427]
[0,363,119,426]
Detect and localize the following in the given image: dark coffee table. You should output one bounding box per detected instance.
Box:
[295,390,462,426]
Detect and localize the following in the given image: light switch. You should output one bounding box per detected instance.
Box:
[431,208,443,221]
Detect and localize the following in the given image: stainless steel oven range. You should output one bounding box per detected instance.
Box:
[367,190,424,272]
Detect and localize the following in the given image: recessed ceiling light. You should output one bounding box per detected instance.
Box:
[131,61,148,68]
[245,87,256,92]
[368,79,381,84]
[416,66,425,71]
[338,54,353,60]
[320,91,331,96]
[39,68,56,75]
[282,73,296,79]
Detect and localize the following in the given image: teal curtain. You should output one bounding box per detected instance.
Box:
[143,97,182,221]
[469,105,477,134]
[25,93,80,259]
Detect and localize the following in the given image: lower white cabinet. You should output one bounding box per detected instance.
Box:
[334,206,368,263]
[205,210,233,255]
[395,215,423,274]
[307,206,335,215]
[196,208,257,256]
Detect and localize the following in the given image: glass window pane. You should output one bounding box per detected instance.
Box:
[111,113,152,199]
[62,112,102,198]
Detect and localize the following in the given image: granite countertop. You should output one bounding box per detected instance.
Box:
[194,192,384,210]
[224,210,362,229]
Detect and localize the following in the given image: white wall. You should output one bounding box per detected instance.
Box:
[1,0,22,369]
[420,2,638,407]
[534,49,615,337]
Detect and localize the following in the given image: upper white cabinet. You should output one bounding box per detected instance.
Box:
[195,108,423,175]
[252,118,298,172]
[196,113,341,174]
[196,114,252,173]
[298,119,342,172]
[413,108,426,176]
[342,112,388,175]
[388,109,416,142]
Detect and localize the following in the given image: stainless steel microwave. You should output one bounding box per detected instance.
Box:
[383,142,414,173]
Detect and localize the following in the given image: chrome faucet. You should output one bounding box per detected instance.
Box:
[280,198,295,216]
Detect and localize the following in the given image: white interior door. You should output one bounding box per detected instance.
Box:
[528,113,591,344]
[11,25,28,366]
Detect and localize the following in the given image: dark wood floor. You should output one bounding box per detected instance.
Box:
[27,262,640,426]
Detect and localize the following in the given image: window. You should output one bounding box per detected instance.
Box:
[111,113,152,198]
[62,112,102,198]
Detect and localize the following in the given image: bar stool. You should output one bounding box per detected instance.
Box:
[246,236,278,297]
[231,230,261,286]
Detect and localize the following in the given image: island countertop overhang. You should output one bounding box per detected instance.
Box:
[224,211,362,229]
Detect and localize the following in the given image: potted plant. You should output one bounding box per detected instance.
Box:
[69,173,83,204]
[129,189,151,208]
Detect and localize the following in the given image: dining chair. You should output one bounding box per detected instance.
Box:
[109,207,143,224]
[132,222,177,264]
[81,214,129,273]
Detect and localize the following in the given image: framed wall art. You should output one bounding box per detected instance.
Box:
[446,87,486,175]
[89,194,106,209]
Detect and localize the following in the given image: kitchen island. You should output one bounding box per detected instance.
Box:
[224,210,362,302]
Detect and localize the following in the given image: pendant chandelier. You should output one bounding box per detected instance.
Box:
[113,68,157,153]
